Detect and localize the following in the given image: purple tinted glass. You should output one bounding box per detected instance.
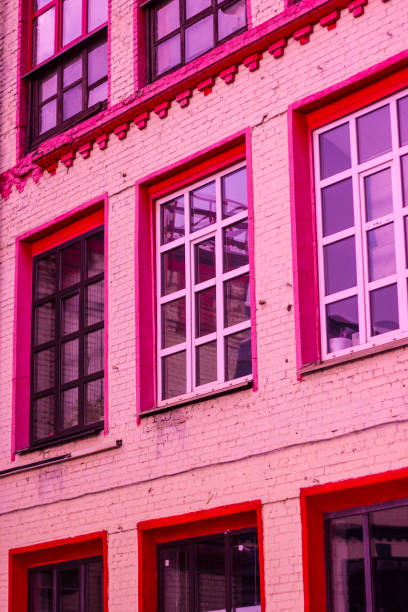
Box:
[33,396,55,440]
[231,532,260,609]
[40,72,57,102]
[62,387,79,429]
[196,341,217,386]
[33,8,55,65]
[321,178,354,237]
[365,168,393,221]
[324,237,357,295]
[370,284,399,336]
[197,539,226,611]
[86,280,104,326]
[162,351,186,399]
[35,0,52,9]
[398,95,408,146]
[402,155,408,207]
[224,221,249,272]
[85,378,104,423]
[368,223,396,282]
[88,81,108,106]
[31,570,53,611]
[34,347,55,392]
[222,167,247,218]
[85,329,104,375]
[61,242,81,288]
[191,181,216,232]
[63,84,83,120]
[36,253,57,299]
[62,0,82,46]
[405,217,408,268]
[86,232,104,277]
[63,56,82,87]
[157,0,179,39]
[185,15,213,62]
[225,329,252,380]
[86,560,104,611]
[195,238,216,284]
[61,339,78,383]
[62,294,79,335]
[157,34,181,75]
[88,0,108,31]
[218,0,246,40]
[326,295,359,353]
[35,302,55,345]
[161,246,185,296]
[60,568,80,611]
[196,287,216,337]
[186,0,211,18]
[88,41,108,85]
[40,99,57,134]
[160,547,189,612]
[161,196,184,244]
[224,274,250,328]
[357,105,392,163]
[162,298,186,348]
[319,123,351,180]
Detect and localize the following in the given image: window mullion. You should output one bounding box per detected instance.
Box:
[81,561,86,612]
[57,0,63,52]
[363,513,374,612]
[185,191,193,393]
[79,237,86,426]
[180,0,186,67]
[55,248,62,434]
[215,176,224,383]
[53,568,58,612]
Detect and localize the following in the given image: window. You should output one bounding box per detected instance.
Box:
[147,0,247,80]
[313,90,408,359]
[26,0,108,148]
[156,163,251,403]
[30,227,104,446]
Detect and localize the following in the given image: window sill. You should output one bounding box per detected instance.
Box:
[19,422,105,454]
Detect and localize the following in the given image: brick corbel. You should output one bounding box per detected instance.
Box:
[197,77,215,95]
[176,89,193,107]
[348,0,368,17]
[320,10,340,30]
[78,142,93,159]
[96,133,109,150]
[154,101,171,119]
[46,162,58,175]
[134,111,150,129]
[293,24,313,45]
[268,39,287,59]
[243,53,262,72]
[61,151,75,168]
[114,122,129,140]
[219,65,238,84]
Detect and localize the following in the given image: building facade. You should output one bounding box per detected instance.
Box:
[1,0,408,610]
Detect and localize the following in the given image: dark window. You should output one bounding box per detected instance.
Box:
[30,228,104,447]
[29,556,103,612]
[147,0,247,81]
[158,528,261,611]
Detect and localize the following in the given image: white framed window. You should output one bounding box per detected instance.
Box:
[156,163,252,405]
[314,89,408,359]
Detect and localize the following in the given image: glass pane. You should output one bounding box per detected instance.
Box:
[324,237,357,295]
[34,0,52,9]
[161,246,185,296]
[63,56,82,87]
[196,341,217,386]
[197,537,225,612]
[162,298,186,348]
[62,339,78,383]
[36,253,57,299]
[40,99,57,134]
[195,238,216,284]
[159,546,189,612]
[63,84,83,120]
[225,329,252,380]
[62,294,79,336]
[185,15,214,63]
[34,348,55,392]
[327,516,366,612]
[368,223,396,281]
[40,72,57,102]
[218,0,246,40]
[224,274,250,328]
[191,181,216,232]
[34,301,55,345]
[59,568,80,612]
[196,287,216,337]
[370,284,399,336]
[30,570,53,612]
[326,295,359,353]
[157,34,181,75]
[33,395,55,440]
[85,329,104,375]
[224,221,248,272]
[357,105,392,163]
[86,232,104,277]
[319,123,351,180]
[86,280,104,326]
[88,41,108,85]
[86,560,104,612]
[85,378,104,423]
[402,155,408,207]
[405,217,408,268]
[157,0,179,39]
[161,196,184,245]
[62,0,82,46]
[398,95,408,146]
[162,351,186,399]
[88,0,108,30]
[33,8,55,65]
[322,178,354,237]
[222,167,247,218]
[61,241,81,288]
[232,531,260,610]
[88,81,108,106]
[186,0,211,19]
[365,168,393,221]
[62,386,79,429]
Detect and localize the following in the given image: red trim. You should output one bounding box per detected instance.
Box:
[138,501,265,612]
[9,531,108,612]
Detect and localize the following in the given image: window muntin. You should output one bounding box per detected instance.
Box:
[149,0,247,80]
[314,91,408,359]
[30,228,104,446]
[156,164,251,404]
[158,528,261,612]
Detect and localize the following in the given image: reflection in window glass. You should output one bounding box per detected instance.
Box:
[157,0,180,39]
[370,284,399,336]
[319,123,351,180]
[218,0,246,40]
[322,178,354,237]
[33,8,55,65]
[326,296,359,353]
[157,34,181,75]
[62,0,82,46]
[88,0,108,31]
[185,15,214,63]
[357,105,392,163]
[324,237,357,296]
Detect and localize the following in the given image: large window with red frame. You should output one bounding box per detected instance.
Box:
[26,0,108,148]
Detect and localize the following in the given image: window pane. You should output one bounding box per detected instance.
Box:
[218,0,246,40]
[225,329,252,380]
[86,232,104,277]
[61,242,81,288]
[196,341,217,386]
[85,329,104,375]
[62,0,82,46]
[370,284,399,336]
[88,41,108,85]
[31,569,53,612]
[401,155,408,207]
[62,294,79,336]
[162,298,186,348]
[223,221,248,272]
[368,223,396,282]
[186,0,211,19]
[34,301,55,345]
[405,217,408,268]
[161,196,185,245]
[63,56,82,87]
[222,167,248,218]
[322,178,354,237]
[33,8,55,65]
[159,546,189,612]
[324,237,357,295]
[88,81,108,106]
[157,0,180,39]
[197,538,225,612]
[185,15,214,62]
[319,123,351,180]
[34,348,55,392]
[86,280,104,326]
[357,105,392,163]
[40,99,57,134]
[232,531,261,610]
[34,0,52,9]
[36,253,57,299]
[326,296,359,353]
[59,568,80,612]
[161,246,185,296]
[63,84,83,120]
[85,378,104,423]
[191,181,216,232]
[40,72,57,102]
[196,287,216,337]
[62,386,79,429]
[157,34,181,75]
[224,274,250,328]
[398,95,408,146]
[195,238,216,284]
[88,0,108,30]
[62,339,79,383]
[33,395,55,440]
[365,167,393,221]
[86,560,104,612]
[162,351,186,399]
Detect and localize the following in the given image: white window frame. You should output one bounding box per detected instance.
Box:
[314,89,408,360]
[156,162,252,407]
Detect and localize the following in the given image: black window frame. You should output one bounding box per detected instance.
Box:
[30,226,104,449]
